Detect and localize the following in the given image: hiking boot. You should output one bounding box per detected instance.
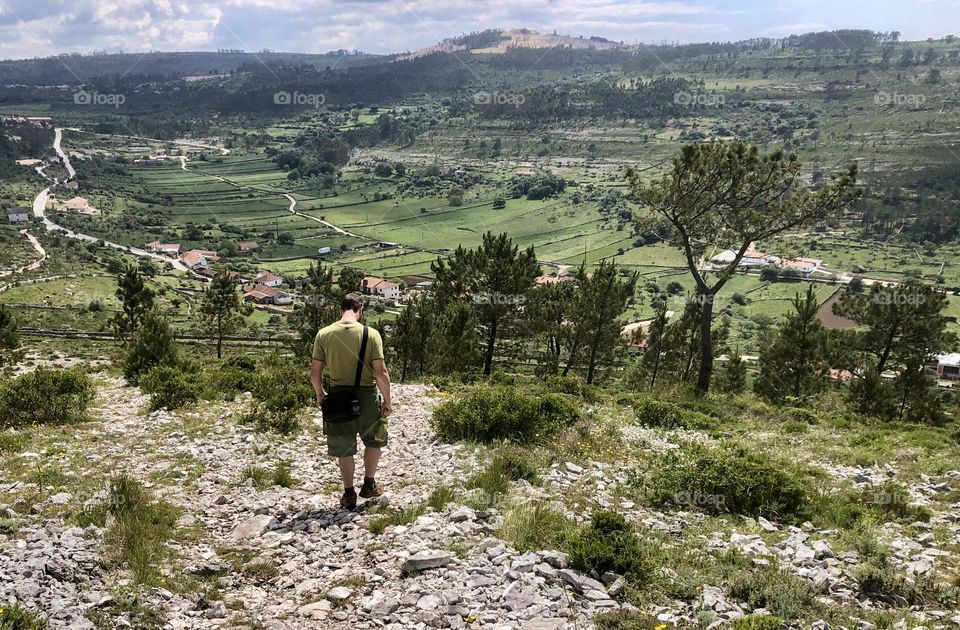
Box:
[359,482,384,499]
[340,491,357,509]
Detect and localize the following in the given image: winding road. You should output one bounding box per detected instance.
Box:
[29,129,189,272]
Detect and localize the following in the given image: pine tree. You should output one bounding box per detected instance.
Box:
[431,300,483,374]
[754,286,829,404]
[0,305,22,371]
[629,141,859,393]
[524,282,577,377]
[200,270,250,359]
[110,264,155,342]
[122,309,178,383]
[569,259,637,384]
[834,281,955,422]
[432,232,538,376]
[289,262,339,357]
[717,350,747,394]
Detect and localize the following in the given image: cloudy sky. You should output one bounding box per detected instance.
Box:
[0,0,957,60]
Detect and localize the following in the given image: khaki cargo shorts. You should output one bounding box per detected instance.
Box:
[322,387,388,457]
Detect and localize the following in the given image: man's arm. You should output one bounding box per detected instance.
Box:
[311,359,325,407]
[371,358,392,417]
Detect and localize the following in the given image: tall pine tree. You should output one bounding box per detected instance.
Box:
[754,286,829,404]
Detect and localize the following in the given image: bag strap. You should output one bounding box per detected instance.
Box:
[353,326,369,392]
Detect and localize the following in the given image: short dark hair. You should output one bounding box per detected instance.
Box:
[341,292,364,312]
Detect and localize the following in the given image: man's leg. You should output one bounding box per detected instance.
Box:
[338,456,355,489]
[363,447,381,479]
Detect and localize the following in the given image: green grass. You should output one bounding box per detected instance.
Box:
[102,474,179,585]
[240,461,297,490]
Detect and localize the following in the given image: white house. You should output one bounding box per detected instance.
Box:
[256,271,284,288]
[362,276,402,300]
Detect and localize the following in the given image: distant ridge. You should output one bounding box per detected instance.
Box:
[396,28,624,60]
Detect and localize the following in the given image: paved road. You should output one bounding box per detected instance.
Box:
[30,131,189,272]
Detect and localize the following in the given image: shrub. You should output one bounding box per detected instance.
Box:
[209,356,257,399]
[122,311,177,383]
[732,615,784,630]
[593,610,663,630]
[431,386,579,443]
[637,442,811,522]
[466,448,541,505]
[567,510,657,580]
[0,604,48,630]
[0,367,94,429]
[785,407,818,424]
[250,353,313,413]
[139,365,201,411]
[500,502,576,553]
[632,397,716,431]
[729,566,820,620]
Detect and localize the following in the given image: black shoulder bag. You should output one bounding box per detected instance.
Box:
[321,326,369,423]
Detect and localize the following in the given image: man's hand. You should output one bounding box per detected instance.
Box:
[316,392,325,409]
[381,401,393,418]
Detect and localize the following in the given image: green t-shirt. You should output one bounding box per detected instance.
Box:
[312,321,384,387]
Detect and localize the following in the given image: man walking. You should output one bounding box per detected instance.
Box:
[311,293,392,508]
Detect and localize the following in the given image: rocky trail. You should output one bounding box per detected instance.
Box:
[3,377,960,630]
[0,382,627,630]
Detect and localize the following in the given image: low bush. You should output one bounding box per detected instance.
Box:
[0,367,94,429]
[250,353,313,413]
[632,397,716,431]
[785,407,819,424]
[241,462,297,489]
[139,365,201,411]
[431,386,579,443]
[593,610,663,630]
[500,502,576,553]
[567,510,658,581]
[635,442,812,522]
[0,604,48,630]
[732,615,784,630]
[466,448,541,505]
[728,566,820,621]
[208,356,257,400]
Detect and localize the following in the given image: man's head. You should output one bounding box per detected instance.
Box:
[341,292,365,318]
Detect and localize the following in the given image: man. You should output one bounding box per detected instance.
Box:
[311,293,393,509]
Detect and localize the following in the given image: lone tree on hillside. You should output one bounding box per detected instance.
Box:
[110,263,155,343]
[628,141,859,393]
[201,270,251,359]
[432,231,539,376]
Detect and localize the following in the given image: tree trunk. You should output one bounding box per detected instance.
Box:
[696,293,715,395]
[483,315,498,376]
[216,317,223,359]
[649,325,663,389]
[586,337,599,385]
